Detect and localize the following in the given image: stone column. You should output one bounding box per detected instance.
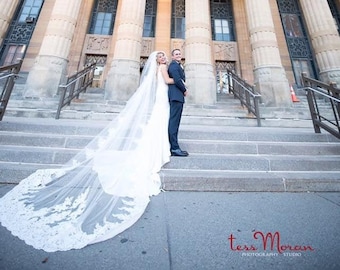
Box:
[300,0,340,85]
[245,0,291,107]
[0,0,19,46]
[184,0,216,105]
[105,0,146,101]
[24,0,82,98]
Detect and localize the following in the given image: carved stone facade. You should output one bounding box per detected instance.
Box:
[213,42,238,62]
[1,0,340,107]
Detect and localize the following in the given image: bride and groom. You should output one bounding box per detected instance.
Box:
[0,49,188,252]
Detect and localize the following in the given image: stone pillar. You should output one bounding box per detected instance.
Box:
[0,0,19,46]
[184,0,216,104]
[245,0,291,107]
[300,0,340,85]
[105,0,146,101]
[24,0,82,98]
[154,0,171,54]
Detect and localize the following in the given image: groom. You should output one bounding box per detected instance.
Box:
[168,49,189,157]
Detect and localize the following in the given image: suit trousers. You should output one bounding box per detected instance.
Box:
[168,100,184,151]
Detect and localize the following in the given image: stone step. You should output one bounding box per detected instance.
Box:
[1,133,339,155]
[1,144,338,168]
[4,101,320,127]
[1,162,339,192]
[4,87,334,130]
[160,170,340,192]
[0,117,336,141]
[5,84,327,128]
[163,154,340,172]
[3,108,315,127]
[0,117,339,192]
[8,89,328,112]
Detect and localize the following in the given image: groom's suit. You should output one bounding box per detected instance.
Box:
[168,60,186,152]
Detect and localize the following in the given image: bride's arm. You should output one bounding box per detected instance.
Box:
[160,64,174,84]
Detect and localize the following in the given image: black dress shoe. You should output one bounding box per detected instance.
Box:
[171,149,189,157]
[178,149,189,155]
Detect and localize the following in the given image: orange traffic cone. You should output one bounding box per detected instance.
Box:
[290,85,300,102]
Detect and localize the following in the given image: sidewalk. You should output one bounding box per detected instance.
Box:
[0,185,339,270]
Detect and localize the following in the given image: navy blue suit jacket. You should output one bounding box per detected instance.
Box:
[168,60,186,103]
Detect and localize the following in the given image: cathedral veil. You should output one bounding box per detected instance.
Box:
[0,51,164,252]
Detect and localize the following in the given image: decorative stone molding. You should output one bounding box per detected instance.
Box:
[141,38,155,57]
[328,71,340,80]
[213,41,238,61]
[255,66,287,82]
[84,34,110,55]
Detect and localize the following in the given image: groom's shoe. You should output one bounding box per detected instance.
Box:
[171,149,189,157]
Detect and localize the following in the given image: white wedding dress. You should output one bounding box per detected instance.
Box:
[0,51,170,252]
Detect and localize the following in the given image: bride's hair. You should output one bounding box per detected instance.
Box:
[155,51,168,65]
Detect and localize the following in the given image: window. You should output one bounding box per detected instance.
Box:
[277,0,317,84]
[211,0,235,41]
[89,0,118,35]
[0,0,43,65]
[171,0,185,39]
[282,14,303,37]
[19,0,43,23]
[172,18,185,39]
[143,16,155,37]
[292,60,313,85]
[93,12,112,35]
[214,19,232,41]
[3,45,26,66]
[143,0,157,37]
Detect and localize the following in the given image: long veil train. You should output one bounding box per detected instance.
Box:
[0,51,167,252]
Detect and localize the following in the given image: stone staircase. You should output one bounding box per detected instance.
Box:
[1,83,339,192]
[0,116,339,192]
[162,125,340,192]
[3,83,323,127]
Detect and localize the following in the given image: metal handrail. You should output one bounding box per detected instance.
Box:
[226,69,262,127]
[0,60,23,121]
[56,62,96,119]
[301,72,340,139]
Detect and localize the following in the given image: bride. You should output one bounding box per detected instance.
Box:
[0,51,175,252]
